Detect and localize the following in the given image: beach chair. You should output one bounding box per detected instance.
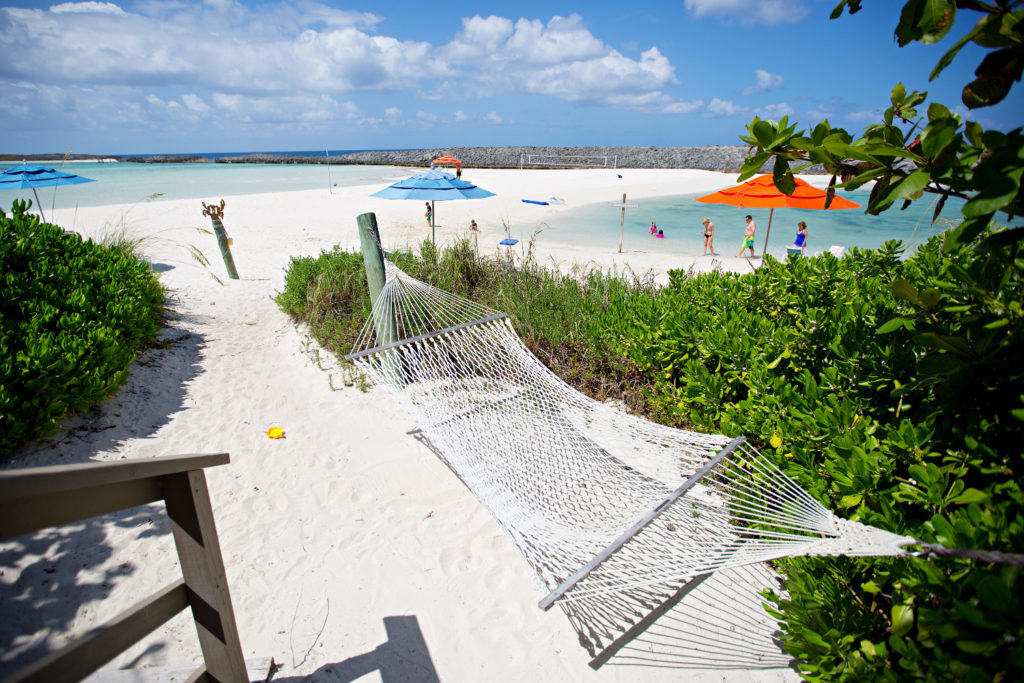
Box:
[786,246,803,257]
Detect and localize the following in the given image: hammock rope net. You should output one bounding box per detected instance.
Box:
[347,261,914,667]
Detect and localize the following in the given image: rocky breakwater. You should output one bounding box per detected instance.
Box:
[217,146,778,172]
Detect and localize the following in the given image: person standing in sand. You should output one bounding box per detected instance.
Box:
[470,219,478,231]
[735,215,756,258]
[425,202,432,225]
[701,217,715,255]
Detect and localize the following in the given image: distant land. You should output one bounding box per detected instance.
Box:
[2,146,811,173]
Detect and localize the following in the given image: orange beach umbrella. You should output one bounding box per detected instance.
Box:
[433,155,461,166]
[695,174,860,255]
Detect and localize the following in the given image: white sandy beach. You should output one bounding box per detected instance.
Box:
[1,168,804,681]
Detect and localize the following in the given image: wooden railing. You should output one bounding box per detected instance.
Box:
[0,453,247,683]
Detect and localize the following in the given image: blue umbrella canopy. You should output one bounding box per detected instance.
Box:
[1,161,96,222]
[372,167,495,243]
[371,167,495,201]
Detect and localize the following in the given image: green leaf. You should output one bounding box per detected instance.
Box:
[950,488,987,504]
[891,604,915,638]
[876,318,907,334]
[889,279,921,305]
[875,169,932,210]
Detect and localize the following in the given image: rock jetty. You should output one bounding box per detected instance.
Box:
[215,145,788,173]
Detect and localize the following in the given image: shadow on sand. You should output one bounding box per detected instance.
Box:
[0,317,208,675]
[4,319,205,469]
[272,615,440,683]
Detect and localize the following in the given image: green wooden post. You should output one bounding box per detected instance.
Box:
[357,212,386,306]
[201,200,239,280]
[356,212,396,348]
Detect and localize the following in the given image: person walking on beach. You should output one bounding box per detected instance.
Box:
[794,221,808,255]
[425,202,432,226]
[736,215,756,258]
[456,165,463,180]
[701,217,715,256]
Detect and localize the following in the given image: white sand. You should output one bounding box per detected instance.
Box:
[1,169,801,681]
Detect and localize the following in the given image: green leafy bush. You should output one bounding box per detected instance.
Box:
[591,229,1023,680]
[0,200,165,456]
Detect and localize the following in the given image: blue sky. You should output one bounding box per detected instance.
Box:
[0,0,1021,154]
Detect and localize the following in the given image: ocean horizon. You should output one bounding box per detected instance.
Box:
[3,157,1020,260]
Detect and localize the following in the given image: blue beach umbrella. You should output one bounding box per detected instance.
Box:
[0,161,96,223]
[372,167,495,243]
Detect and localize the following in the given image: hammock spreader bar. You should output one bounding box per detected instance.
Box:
[539,436,746,611]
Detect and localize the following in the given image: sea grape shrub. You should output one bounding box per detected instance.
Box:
[0,200,164,456]
[591,232,1023,680]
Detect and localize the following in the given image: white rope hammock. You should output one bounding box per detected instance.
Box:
[347,260,914,668]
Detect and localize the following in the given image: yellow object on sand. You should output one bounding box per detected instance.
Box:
[266,426,285,439]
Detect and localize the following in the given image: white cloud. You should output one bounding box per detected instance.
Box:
[384,107,402,123]
[757,102,794,119]
[684,0,809,25]
[181,93,212,113]
[706,98,745,117]
[0,3,700,145]
[441,14,688,112]
[50,2,125,15]
[742,69,783,95]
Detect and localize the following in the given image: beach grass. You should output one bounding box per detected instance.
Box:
[275,237,661,412]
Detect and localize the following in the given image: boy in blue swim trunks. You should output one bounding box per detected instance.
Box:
[735,215,756,258]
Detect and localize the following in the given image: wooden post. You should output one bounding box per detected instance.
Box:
[356,212,396,349]
[357,212,386,306]
[163,470,248,682]
[202,200,239,279]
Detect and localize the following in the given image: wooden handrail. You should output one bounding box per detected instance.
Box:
[0,453,230,502]
[0,453,246,683]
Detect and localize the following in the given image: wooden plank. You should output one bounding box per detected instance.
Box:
[0,454,230,502]
[0,478,162,541]
[539,437,745,610]
[163,471,247,682]
[5,580,189,683]
[588,574,712,669]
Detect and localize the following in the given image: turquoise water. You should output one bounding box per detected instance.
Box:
[514,190,1018,259]
[1,161,408,211]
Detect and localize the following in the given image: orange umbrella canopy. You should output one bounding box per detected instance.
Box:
[695,174,860,210]
[695,174,860,256]
[433,155,461,165]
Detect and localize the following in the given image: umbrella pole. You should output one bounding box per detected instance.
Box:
[32,188,46,223]
[761,208,774,257]
[431,200,435,244]
[618,193,626,254]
